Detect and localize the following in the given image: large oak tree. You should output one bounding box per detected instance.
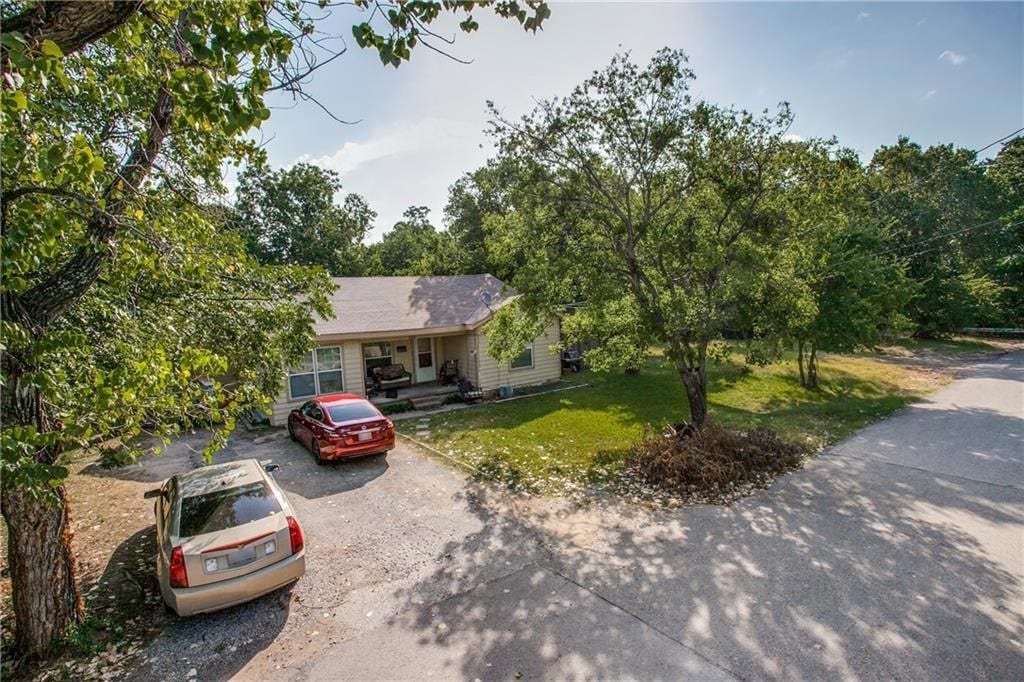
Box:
[1,0,549,656]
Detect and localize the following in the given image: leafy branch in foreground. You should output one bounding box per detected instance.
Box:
[1,0,549,658]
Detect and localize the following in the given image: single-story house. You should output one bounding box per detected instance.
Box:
[268,275,561,425]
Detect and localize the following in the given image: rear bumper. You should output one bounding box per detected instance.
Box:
[322,435,395,460]
[164,550,305,617]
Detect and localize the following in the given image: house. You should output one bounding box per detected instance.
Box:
[267,275,561,425]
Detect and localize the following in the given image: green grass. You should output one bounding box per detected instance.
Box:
[399,352,950,493]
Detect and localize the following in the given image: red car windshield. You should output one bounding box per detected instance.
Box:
[325,402,380,423]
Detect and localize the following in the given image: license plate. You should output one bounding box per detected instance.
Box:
[228,545,257,567]
[358,431,373,442]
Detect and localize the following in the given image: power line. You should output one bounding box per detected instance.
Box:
[976,127,1023,155]
[821,218,1022,278]
[867,125,1023,208]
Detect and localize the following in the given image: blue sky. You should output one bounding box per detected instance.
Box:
[253,2,1023,241]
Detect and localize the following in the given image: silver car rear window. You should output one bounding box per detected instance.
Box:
[178,482,282,538]
[326,402,380,422]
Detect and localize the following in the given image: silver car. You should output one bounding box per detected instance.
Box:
[145,459,306,616]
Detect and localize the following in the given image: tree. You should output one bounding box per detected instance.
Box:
[984,137,1024,325]
[748,142,912,387]
[444,158,521,279]
[233,163,375,275]
[867,138,1004,335]
[369,206,458,276]
[0,0,549,656]
[487,49,799,426]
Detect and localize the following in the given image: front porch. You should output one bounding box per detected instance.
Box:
[369,381,458,408]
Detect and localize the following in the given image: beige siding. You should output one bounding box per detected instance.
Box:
[391,338,414,376]
[267,322,560,426]
[341,341,363,396]
[474,318,561,392]
[268,340,364,426]
[438,334,470,382]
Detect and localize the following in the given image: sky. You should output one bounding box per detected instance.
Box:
[251,1,1024,242]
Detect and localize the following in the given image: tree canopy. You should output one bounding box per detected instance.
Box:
[233,163,375,275]
[486,49,804,425]
[367,206,458,276]
[867,138,1006,335]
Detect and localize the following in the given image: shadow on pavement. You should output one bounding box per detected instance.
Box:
[388,404,1023,680]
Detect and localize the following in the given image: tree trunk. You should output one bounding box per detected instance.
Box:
[797,340,806,387]
[806,343,819,389]
[677,363,708,427]
[1,486,84,655]
[1,1,143,67]
[0,349,85,655]
[0,1,178,660]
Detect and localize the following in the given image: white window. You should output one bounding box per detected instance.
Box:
[510,344,534,370]
[288,347,344,399]
[362,342,393,380]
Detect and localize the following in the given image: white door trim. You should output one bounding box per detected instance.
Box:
[415,337,436,384]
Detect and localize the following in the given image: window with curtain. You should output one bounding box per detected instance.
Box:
[288,347,344,399]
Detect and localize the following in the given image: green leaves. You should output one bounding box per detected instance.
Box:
[39,39,63,59]
[351,1,548,67]
[484,302,545,364]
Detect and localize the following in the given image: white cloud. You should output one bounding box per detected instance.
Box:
[857,12,871,22]
[922,89,938,100]
[782,133,805,143]
[297,118,489,240]
[938,50,967,66]
[298,118,468,176]
[916,18,927,27]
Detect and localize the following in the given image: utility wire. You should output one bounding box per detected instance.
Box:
[867,125,1023,207]
[781,125,1023,249]
[976,127,1024,155]
[821,218,1021,279]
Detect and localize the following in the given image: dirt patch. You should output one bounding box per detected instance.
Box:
[875,337,1024,373]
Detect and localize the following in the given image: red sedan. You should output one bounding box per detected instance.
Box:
[287,394,395,464]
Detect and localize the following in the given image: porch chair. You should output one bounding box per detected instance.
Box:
[439,359,460,385]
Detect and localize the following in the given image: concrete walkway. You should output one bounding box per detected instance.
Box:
[242,353,1023,681]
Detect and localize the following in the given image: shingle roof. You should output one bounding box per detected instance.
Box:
[314,275,514,337]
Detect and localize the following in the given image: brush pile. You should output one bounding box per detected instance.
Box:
[625,421,805,504]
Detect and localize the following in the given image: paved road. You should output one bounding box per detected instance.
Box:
[127,353,1023,680]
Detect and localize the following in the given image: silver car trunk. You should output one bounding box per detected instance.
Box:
[178,513,292,587]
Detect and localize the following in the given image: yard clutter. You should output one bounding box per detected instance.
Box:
[627,422,805,504]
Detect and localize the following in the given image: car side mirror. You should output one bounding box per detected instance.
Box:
[143,488,162,499]
[290,408,300,415]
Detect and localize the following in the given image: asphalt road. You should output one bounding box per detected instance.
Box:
[129,353,1023,681]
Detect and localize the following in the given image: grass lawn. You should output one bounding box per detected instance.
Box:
[398,347,966,494]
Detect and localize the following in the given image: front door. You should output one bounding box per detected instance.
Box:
[415,337,435,384]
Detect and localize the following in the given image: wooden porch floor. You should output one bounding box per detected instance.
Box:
[369,381,458,406]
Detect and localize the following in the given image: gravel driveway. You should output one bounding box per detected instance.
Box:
[110,351,1021,680]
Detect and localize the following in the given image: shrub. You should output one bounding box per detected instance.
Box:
[379,400,413,415]
[625,421,805,503]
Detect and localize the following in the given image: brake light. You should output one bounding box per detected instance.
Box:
[384,419,394,430]
[169,546,189,588]
[287,516,304,554]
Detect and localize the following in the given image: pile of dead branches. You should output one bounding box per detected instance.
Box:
[625,421,805,503]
